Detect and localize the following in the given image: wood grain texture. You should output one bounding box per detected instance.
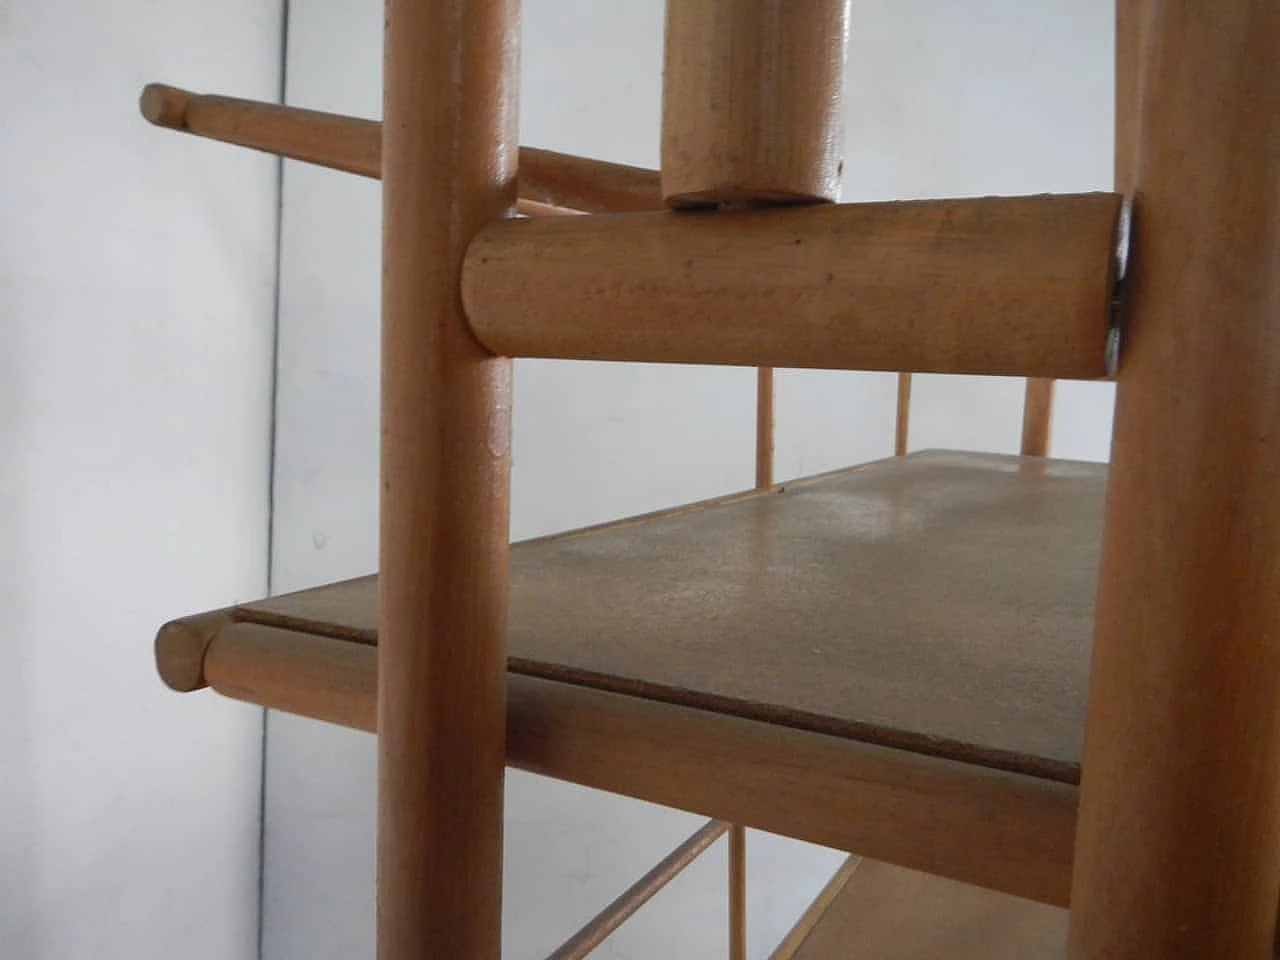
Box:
[1068,3,1280,957]
[138,84,661,215]
[241,452,1106,784]
[547,820,729,960]
[140,83,381,176]
[1019,378,1055,457]
[661,0,848,207]
[507,673,1078,907]
[207,622,376,732]
[769,858,861,960]
[788,859,1067,960]
[462,195,1123,378]
[196,628,1077,905]
[378,0,517,956]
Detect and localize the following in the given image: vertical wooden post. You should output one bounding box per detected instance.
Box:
[378,0,517,957]
[894,373,912,457]
[661,0,849,208]
[1018,379,1054,457]
[729,824,747,960]
[755,368,774,489]
[1067,2,1280,957]
[1114,0,1147,196]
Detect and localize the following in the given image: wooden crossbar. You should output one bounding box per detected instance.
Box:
[462,194,1123,379]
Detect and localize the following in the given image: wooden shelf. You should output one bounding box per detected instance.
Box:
[158,450,1104,904]
[779,857,1066,960]
[231,449,1101,780]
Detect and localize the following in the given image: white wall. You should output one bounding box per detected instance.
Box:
[0,4,281,958]
[265,2,1114,958]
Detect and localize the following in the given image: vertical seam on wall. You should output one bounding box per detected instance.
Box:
[259,0,291,957]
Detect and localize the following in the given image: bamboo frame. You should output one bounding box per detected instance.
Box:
[461,194,1124,379]
[138,83,663,216]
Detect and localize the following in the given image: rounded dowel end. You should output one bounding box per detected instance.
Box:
[661,0,849,208]
[155,610,229,692]
[139,83,189,128]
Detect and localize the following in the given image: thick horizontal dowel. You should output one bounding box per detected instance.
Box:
[462,193,1123,379]
[193,621,1076,907]
[138,84,662,215]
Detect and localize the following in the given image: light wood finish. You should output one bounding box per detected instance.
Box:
[660,0,847,207]
[516,147,664,214]
[547,819,729,960]
[788,860,1067,959]
[154,609,235,693]
[462,194,1123,379]
[138,83,661,216]
[1019,378,1055,457]
[768,857,861,960]
[207,621,376,732]
[196,623,1077,906]
[378,0,517,957]
[140,83,381,176]
[729,824,747,960]
[755,368,774,489]
[522,676,1081,908]
[894,373,912,457]
[1068,3,1280,957]
[1114,0,1147,196]
[517,199,581,218]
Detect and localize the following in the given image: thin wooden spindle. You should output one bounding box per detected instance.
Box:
[1019,379,1055,457]
[729,824,748,960]
[755,369,775,488]
[378,0,517,957]
[546,820,730,960]
[894,373,912,457]
[1068,2,1280,956]
[138,83,661,215]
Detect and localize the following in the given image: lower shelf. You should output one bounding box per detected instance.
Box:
[158,450,1105,907]
[777,857,1067,960]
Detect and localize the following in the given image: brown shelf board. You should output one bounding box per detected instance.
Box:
[780,857,1067,959]
[231,450,1105,784]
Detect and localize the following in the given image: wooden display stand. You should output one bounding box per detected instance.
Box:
[142,1,1280,957]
